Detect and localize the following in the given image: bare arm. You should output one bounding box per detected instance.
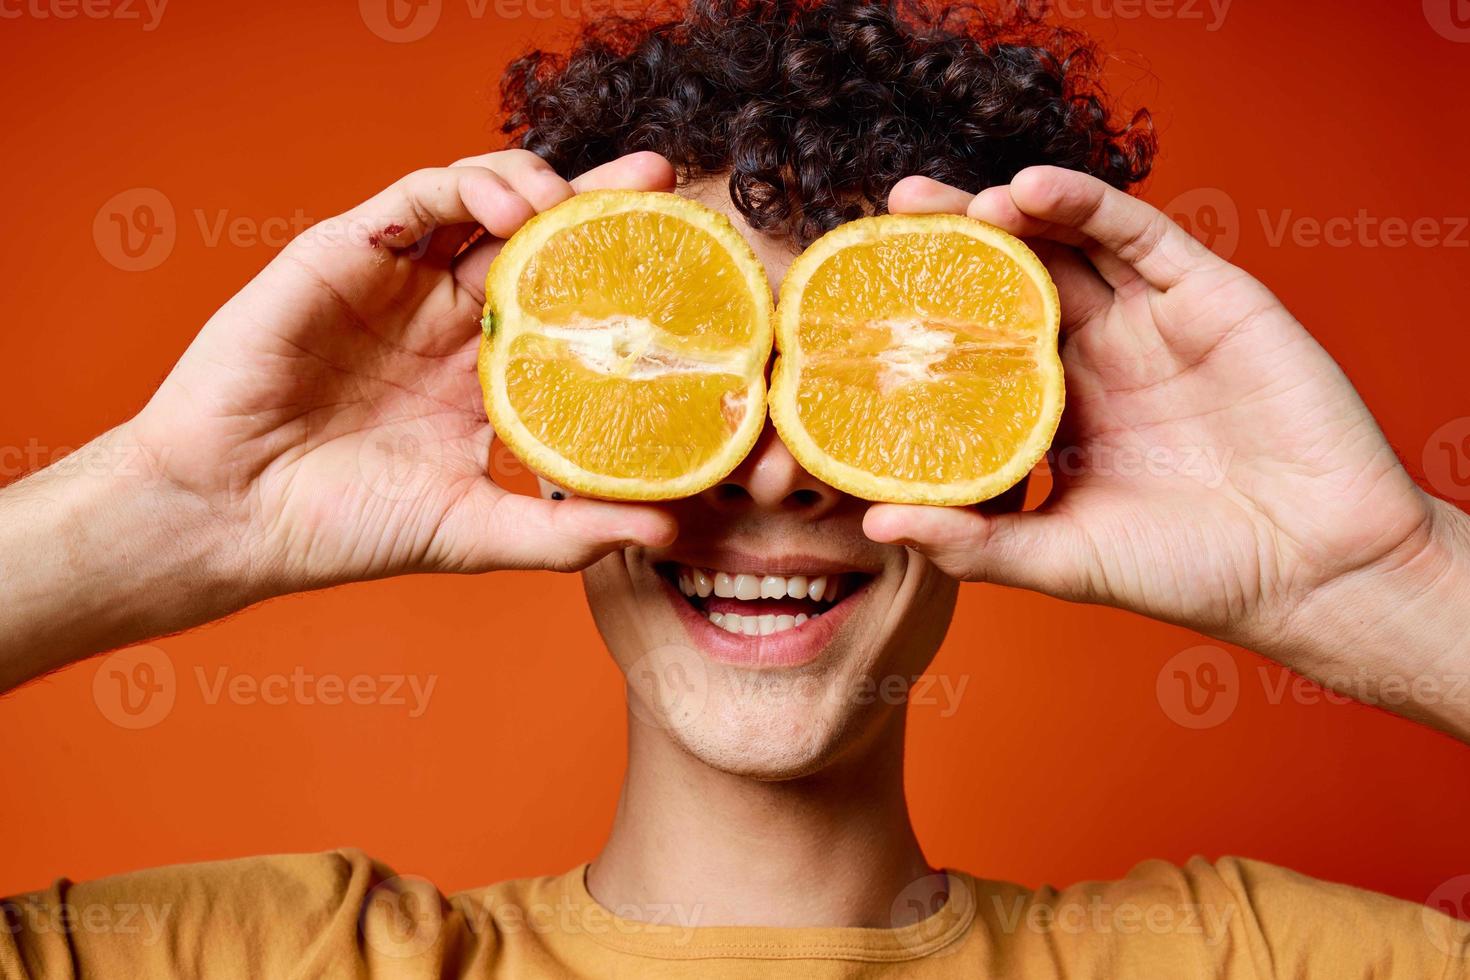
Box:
[0,150,679,695]
[873,166,1470,742]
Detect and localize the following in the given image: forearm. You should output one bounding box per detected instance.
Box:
[0,425,258,693]
[1264,496,1470,742]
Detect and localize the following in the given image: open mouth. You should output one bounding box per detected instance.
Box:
[657,563,874,638]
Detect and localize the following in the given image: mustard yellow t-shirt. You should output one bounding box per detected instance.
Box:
[3,850,1467,978]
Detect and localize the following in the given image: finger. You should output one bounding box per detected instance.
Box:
[329,166,536,254]
[1028,240,1115,336]
[451,148,574,212]
[451,151,679,303]
[887,175,976,216]
[434,484,679,574]
[569,151,677,194]
[887,176,1114,337]
[997,167,1221,291]
[863,504,1096,602]
[451,233,500,305]
[965,183,1137,290]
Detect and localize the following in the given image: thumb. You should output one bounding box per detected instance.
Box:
[435,484,677,573]
[863,504,1096,601]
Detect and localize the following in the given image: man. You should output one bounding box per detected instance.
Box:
[2,0,1468,975]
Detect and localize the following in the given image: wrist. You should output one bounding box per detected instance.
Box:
[1264,493,1470,738]
[0,425,263,689]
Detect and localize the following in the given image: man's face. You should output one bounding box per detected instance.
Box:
[568,180,961,779]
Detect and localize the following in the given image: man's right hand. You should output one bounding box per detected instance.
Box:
[867,166,1470,740]
[127,149,678,596]
[0,151,678,689]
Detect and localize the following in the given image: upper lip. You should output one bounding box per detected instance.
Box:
[651,548,883,577]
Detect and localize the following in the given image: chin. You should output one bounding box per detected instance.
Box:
[586,541,958,779]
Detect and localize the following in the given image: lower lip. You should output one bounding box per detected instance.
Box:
[662,577,866,669]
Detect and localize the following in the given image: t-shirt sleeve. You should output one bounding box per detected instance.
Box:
[0,849,477,979]
[1204,856,1470,979]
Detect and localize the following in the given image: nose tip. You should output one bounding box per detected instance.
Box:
[702,421,843,516]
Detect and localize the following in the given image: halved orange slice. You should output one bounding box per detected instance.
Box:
[768,214,1063,505]
[479,191,773,500]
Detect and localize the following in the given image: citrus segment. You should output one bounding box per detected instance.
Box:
[769,214,1063,505]
[481,191,772,501]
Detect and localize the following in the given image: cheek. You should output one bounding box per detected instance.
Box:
[580,558,633,650]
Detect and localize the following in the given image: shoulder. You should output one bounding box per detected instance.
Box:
[3,849,416,978]
[961,857,1469,980]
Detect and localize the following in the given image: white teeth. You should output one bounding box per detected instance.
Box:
[705,609,809,636]
[676,565,852,616]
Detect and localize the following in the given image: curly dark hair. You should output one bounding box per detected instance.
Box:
[500,0,1156,245]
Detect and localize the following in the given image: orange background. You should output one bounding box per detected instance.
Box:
[3,0,1469,911]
